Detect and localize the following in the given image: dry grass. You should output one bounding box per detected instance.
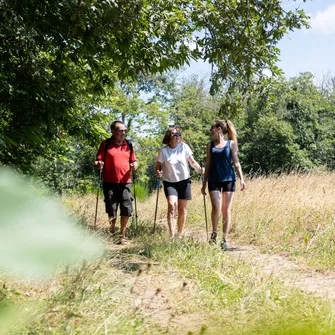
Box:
[66,172,335,269]
[230,172,335,269]
[3,172,335,334]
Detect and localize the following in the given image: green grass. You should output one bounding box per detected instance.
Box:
[137,238,335,334]
[132,182,149,201]
[7,236,335,335]
[4,172,335,334]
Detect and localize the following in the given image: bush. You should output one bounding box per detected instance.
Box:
[132,182,148,200]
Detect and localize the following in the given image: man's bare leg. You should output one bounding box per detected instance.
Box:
[109,216,117,235]
[120,216,130,239]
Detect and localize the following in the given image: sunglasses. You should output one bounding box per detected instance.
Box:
[117,129,127,133]
[173,132,182,137]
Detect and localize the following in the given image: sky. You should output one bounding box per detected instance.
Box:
[180,0,335,82]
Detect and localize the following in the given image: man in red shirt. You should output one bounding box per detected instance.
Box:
[95,121,138,244]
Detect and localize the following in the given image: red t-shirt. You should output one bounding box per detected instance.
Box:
[96,139,136,183]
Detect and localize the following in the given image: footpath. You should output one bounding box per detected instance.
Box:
[106,228,335,334]
[229,243,335,300]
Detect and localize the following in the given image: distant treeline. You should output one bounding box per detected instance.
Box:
[3,72,332,194]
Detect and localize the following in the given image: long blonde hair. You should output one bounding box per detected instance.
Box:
[213,120,237,145]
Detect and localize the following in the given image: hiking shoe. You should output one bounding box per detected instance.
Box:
[109,226,117,236]
[209,232,217,245]
[116,237,129,245]
[220,237,228,251]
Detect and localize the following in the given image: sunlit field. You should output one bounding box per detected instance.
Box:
[231,172,335,270]
[69,171,335,270]
[5,172,335,335]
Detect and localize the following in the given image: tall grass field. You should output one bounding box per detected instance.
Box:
[2,172,335,334]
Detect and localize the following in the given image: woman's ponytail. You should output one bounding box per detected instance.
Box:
[213,119,238,146]
[226,120,237,146]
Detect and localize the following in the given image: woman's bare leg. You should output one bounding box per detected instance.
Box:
[221,192,234,240]
[209,190,221,233]
[177,199,188,235]
[167,195,178,237]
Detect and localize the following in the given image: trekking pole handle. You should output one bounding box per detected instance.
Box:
[201,160,205,183]
[153,165,162,235]
[157,164,163,179]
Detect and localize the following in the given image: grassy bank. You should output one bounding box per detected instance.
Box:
[87,171,335,270]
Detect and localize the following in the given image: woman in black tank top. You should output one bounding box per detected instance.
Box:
[201,120,246,250]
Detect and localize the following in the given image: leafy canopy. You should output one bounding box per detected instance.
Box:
[0,0,309,170]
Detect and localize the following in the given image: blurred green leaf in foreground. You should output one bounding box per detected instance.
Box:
[0,167,103,278]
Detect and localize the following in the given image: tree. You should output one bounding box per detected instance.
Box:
[282,73,335,167]
[238,73,335,173]
[169,76,220,164]
[240,114,313,173]
[0,0,309,171]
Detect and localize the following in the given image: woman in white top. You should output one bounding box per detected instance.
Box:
[156,127,203,237]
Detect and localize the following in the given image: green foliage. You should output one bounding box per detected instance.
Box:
[0,0,309,172]
[0,167,103,278]
[31,139,98,194]
[135,135,163,192]
[283,73,335,168]
[240,114,313,173]
[23,71,335,194]
[0,167,103,333]
[238,73,335,174]
[132,182,149,201]
[169,76,220,169]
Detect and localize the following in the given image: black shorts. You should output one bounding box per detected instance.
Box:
[208,181,236,192]
[163,178,192,200]
[103,182,133,217]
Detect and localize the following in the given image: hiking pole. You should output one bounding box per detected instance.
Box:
[94,169,102,227]
[153,165,162,235]
[132,169,138,230]
[201,160,208,241]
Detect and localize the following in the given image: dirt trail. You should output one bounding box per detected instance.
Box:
[104,228,335,334]
[183,226,335,300]
[229,243,335,300]
[106,242,210,334]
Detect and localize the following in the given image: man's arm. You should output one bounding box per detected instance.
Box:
[94,141,106,170]
[130,147,138,171]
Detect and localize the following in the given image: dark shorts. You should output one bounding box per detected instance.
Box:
[208,181,236,192]
[163,178,192,200]
[103,182,133,217]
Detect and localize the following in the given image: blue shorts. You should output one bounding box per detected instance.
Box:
[208,181,236,192]
[163,178,192,200]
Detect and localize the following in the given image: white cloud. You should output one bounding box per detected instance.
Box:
[310,4,335,34]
